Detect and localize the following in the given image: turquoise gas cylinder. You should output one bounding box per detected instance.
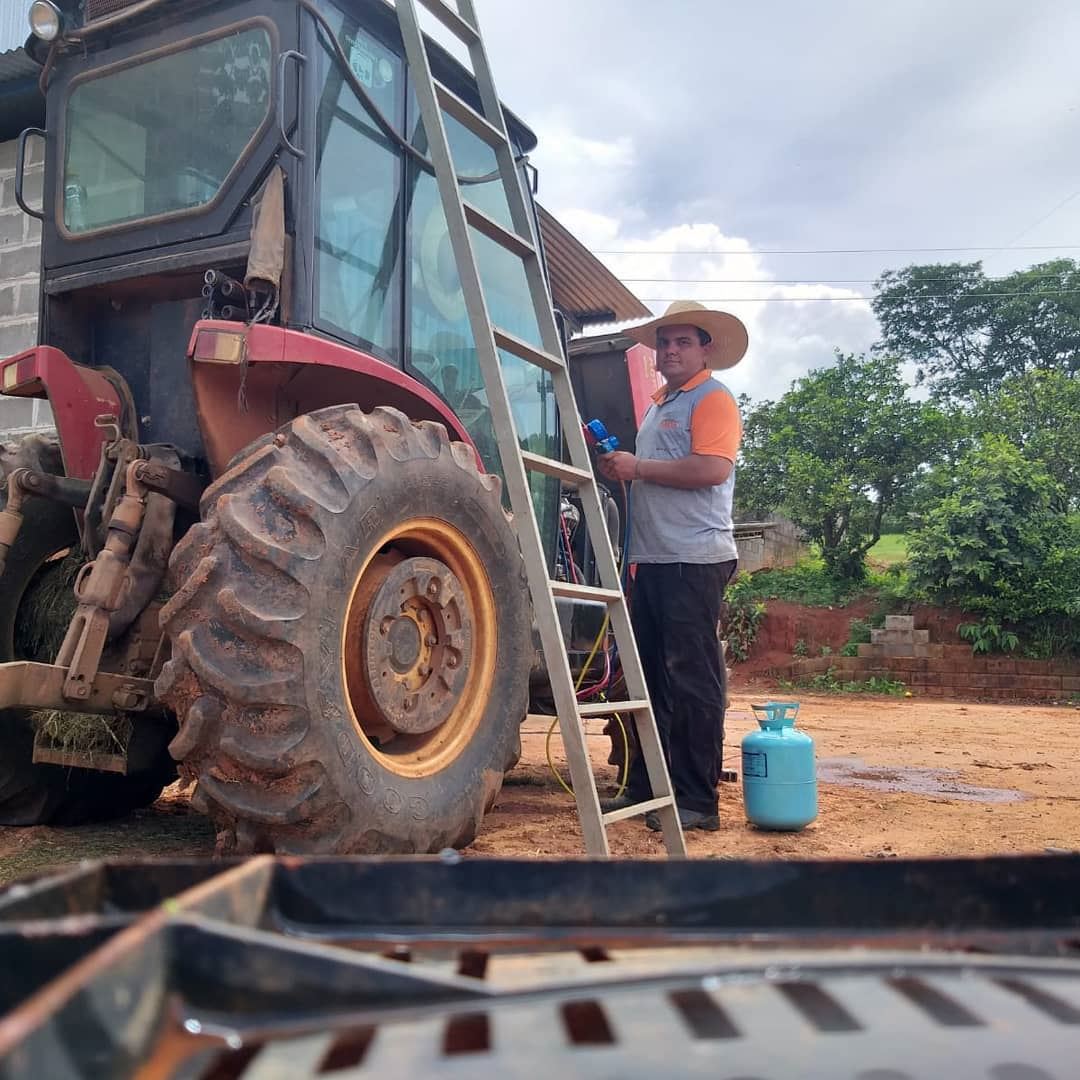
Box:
[741,701,818,831]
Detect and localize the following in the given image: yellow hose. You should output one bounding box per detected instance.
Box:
[545,612,630,799]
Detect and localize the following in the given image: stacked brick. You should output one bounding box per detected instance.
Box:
[789,615,1079,703]
[0,135,52,438]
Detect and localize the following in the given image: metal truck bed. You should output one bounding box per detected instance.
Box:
[2,854,1080,1077]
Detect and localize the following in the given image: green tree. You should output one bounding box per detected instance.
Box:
[907,435,1079,625]
[971,370,1080,509]
[872,259,1080,402]
[737,353,949,581]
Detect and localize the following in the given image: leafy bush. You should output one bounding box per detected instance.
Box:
[908,437,1079,637]
[958,618,1019,655]
[736,557,870,607]
[721,576,767,662]
[782,666,907,696]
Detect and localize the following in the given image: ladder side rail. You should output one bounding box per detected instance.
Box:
[456,0,567,364]
[395,0,610,856]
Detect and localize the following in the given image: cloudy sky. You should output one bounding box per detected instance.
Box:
[466,0,1080,403]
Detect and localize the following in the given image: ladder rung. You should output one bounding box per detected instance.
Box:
[578,699,650,717]
[492,327,565,372]
[602,796,674,825]
[464,203,536,258]
[521,451,592,486]
[550,581,623,604]
[416,0,479,43]
[435,81,503,147]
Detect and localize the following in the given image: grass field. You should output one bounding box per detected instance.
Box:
[867,533,909,565]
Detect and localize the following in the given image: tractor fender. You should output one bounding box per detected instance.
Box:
[0,348,131,480]
[187,321,479,477]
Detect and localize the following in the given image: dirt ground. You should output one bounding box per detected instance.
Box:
[0,691,1077,881]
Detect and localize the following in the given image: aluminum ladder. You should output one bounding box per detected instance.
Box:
[392,0,685,856]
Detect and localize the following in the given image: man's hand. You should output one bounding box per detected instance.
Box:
[597,451,638,482]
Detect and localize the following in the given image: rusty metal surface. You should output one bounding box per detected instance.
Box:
[2,855,1080,1077]
[357,556,474,736]
[0,348,127,482]
[0,661,153,715]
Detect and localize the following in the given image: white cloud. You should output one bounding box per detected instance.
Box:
[546,206,880,403]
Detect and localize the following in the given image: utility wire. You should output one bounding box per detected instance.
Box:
[595,243,1080,256]
[1004,183,1080,249]
[622,271,1080,284]
[634,289,1080,303]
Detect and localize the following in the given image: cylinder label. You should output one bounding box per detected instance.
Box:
[743,750,767,778]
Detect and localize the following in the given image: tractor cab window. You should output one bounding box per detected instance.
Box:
[314,7,404,359]
[62,26,272,234]
[407,113,558,539]
[311,3,557,547]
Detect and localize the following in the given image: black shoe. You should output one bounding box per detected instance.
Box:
[600,793,643,813]
[645,807,720,832]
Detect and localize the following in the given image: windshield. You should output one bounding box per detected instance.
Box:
[62,25,272,234]
[313,5,558,558]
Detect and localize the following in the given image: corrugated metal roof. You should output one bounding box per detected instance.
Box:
[0,0,29,55]
[0,47,35,83]
[537,205,649,327]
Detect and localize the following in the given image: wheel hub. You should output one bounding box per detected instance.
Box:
[358,556,473,736]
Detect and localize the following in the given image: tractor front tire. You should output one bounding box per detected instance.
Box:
[157,406,530,854]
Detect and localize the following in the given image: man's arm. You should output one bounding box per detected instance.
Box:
[598,451,732,489]
[597,386,741,490]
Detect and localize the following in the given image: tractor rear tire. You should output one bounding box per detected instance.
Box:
[0,437,177,826]
[157,406,530,854]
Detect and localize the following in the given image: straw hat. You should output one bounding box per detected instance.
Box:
[625,300,748,370]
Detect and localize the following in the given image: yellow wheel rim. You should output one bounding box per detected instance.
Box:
[340,518,497,778]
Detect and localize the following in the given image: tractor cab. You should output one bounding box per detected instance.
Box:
[21,0,559,533]
[0,0,650,854]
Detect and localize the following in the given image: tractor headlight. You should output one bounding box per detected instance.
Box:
[28,1,63,42]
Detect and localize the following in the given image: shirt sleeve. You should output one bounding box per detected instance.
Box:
[690,389,742,460]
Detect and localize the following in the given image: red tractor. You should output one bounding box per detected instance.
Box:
[0,0,647,853]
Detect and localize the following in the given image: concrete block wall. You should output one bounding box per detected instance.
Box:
[0,134,52,440]
[790,646,1080,703]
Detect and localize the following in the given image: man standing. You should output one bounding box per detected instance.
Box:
[597,300,747,831]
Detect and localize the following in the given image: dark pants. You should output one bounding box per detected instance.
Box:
[626,560,737,816]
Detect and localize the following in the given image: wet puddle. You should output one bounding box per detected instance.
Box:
[817,756,1028,804]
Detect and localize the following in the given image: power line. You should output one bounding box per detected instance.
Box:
[623,272,1078,284]
[634,289,1080,303]
[596,244,1080,256]
[1004,183,1080,248]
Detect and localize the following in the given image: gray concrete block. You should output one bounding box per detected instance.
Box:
[0,286,13,319]
[0,212,23,246]
[0,320,37,357]
[913,629,930,644]
[871,629,887,645]
[1,170,42,214]
[0,395,35,431]
[882,629,914,645]
[885,615,915,631]
[0,244,40,279]
[0,138,41,174]
[884,643,914,658]
[16,282,40,317]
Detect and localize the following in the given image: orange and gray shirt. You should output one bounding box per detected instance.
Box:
[628,369,742,564]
